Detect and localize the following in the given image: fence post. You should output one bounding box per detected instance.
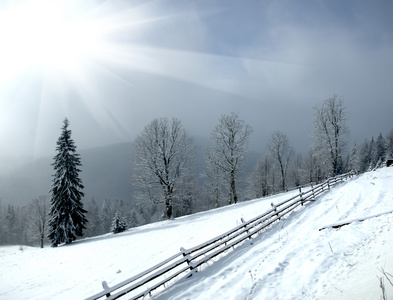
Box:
[298,186,304,206]
[241,217,250,238]
[311,183,315,199]
[102,281,111,298]
[271,202,280,220]
[180,247,191,267]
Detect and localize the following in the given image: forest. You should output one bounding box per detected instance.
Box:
[1,96,393,247]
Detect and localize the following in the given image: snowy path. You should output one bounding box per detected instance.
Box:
[1,168,392,299]
[155,169,393,300]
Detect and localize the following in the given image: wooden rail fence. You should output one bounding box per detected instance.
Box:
[86,171,356,300]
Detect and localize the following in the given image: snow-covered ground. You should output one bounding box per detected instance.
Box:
[1,168,393,299]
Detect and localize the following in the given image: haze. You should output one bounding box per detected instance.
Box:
[1,0,393,172]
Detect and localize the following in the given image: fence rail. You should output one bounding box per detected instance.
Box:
[85,171,356,300]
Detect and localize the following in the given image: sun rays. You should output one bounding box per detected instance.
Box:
[0,0,251,159]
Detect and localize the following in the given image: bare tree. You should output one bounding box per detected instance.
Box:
[304,149,322,183]
[249,155,274,198]
[131,117,194,220]
[289,153,305,187]
[207,112,253,205]
[26,195,49,248]
[268,131,293,191]
[313,95,349,176]
[205,151,226,208]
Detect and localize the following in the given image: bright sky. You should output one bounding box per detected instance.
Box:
[1,0,393,167]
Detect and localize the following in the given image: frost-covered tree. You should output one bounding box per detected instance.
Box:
[207,112,253,205]
[0,200,5,245]
[268,131,293,191]
[85,198,101,237]
[348,143,360,172]
[386,126,393,160]
[358,138,371,173]
[100,198,113,233]
[26,196,49,248]
[304,149,322,183]
[131,117,194,220]
[313,95,349,176]
[173,174,199,217]
[48,118,87,247]
[128,210,138,228]
[204,154,226,208]
[111,212,127,234]
[289,153,305,187]
[249,155,274,198]
[374,133,386,167]
[5,204,17,244]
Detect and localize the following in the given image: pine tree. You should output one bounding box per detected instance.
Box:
[48,118,87,247]
[85,197,101,237]
[100,199,113,233]
[111,212,127,234]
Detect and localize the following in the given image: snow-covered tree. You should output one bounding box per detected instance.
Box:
[386,126,393,160]
[128,210,138,228]
[374,133,386,167]
[249,155,274,198]
[268,131,293,191]
[207,112,253,205]
[0,200,5,245]
[85,198,101,237]
[5,204,17,244]
[131,117,194,220]
[304,149,322,182]
[358,138,371,173]
[111,212,127,234]
[26,196,49,248]
[348,143,360,172]
[48,118,87,247]
[204,156,225,208]
[289,153,305,187]
[100,198,113,233]
[313,95,349,176]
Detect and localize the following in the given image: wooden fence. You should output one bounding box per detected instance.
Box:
[85,171,356,300]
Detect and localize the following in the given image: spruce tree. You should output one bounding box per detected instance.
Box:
[48,118,87,247]
[111,212,127,234]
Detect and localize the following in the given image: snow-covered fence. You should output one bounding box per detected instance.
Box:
[85,171,356,300]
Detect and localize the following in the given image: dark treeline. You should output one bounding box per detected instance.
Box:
[1,96,393,246]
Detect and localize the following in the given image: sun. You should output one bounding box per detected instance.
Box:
[0,0,103,82]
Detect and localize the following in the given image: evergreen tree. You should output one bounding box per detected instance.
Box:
[373,133,386,168]
[48,118,87,247]
[5,204,17,244]
[358,138,371,173]
[85,198,101,237]
[128,210,138,228]
[111,212,127,234]
[386,126,393,159]
[100,198,113,233]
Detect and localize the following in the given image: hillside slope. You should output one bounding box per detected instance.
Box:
[1,168,393,299]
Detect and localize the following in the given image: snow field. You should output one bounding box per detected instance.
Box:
[1,168,392,299]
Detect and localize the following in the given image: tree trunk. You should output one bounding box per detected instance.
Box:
[230,169,237,204]
[165,189,173,220]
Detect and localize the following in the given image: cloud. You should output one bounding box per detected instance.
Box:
[1,0,393,170]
